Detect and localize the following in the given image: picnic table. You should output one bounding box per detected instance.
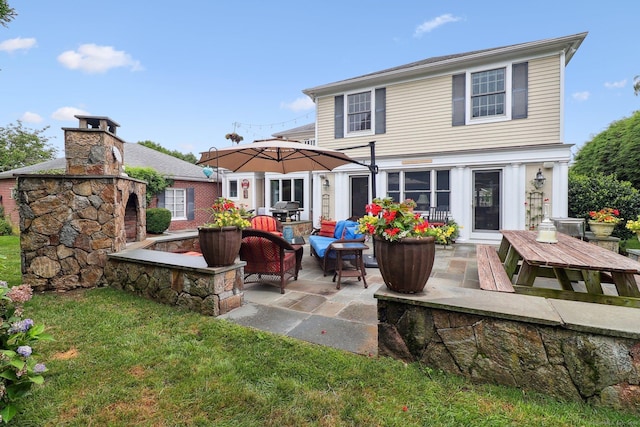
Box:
[496,230,640,305]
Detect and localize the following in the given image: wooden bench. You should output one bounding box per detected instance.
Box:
[476,244,515,293]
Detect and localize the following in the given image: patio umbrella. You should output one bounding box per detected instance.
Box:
[196,139,357,173]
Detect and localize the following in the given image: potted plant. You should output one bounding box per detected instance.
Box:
[587,207,621,238]
[625,214,640,242]
[199,197,251,267]
[358,197,439,293]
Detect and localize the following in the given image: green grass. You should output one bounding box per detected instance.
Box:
[2,236,639,426]
[0,235,21,286]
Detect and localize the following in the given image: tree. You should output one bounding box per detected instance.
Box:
[0,121,57,172]
[571,110,640,189]
[225,132,244,144]
[0,0,16,27]
[137,140,197,164]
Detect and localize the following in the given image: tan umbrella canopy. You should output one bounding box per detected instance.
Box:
[197,139,357,173]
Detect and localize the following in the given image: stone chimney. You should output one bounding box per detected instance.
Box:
[63,115,124,176]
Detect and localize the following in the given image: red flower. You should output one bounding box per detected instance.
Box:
[383,210,397,222]
[386,227,400,236]
[366,203,382,215]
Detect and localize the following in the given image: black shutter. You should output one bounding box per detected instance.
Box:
[375,88,386,134]
[156,191,165,208]
[512,62,528,119]
[187,188,195,220]
[334,95,344,139]
[452,74,466,126]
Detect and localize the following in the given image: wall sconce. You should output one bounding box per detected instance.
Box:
[323,179,330,190]
[532,168,546,189]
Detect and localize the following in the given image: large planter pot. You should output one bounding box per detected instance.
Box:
[373,235,436,294]
[588,221,616,238]
[198,226,242,267]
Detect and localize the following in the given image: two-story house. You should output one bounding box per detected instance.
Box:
[302,32,587,243]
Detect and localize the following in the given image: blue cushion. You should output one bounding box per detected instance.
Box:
[334,220,360,239]
[308,235,335,258]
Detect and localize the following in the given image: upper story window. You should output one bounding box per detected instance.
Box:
[334,88,386,138]
[471,68,505,118]
[347,91,371,132]
[453,62,527,126]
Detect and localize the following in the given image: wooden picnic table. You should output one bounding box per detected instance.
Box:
[498,230,640,299]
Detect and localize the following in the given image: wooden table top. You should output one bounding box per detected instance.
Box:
[500,230,640,274]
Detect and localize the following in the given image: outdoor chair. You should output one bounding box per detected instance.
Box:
[239,228,303,294]
[308,219,365,275]
[250,215,283,236]
[426,206,450,227]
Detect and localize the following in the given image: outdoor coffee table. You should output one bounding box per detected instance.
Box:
[330,242,369,290]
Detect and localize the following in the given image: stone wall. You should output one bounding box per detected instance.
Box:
[105,242,244,316]
[18,175,146,291]
[377,299,640,414]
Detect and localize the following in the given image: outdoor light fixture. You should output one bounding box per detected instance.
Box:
[323,179,330,189]
[533,168,546,189]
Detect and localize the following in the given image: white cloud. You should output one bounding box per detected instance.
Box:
[572,91,590,101]
[20,112,42,123]
[0,37,37,53]
[280,97,315,112]
[414,14,462,38]
[57,44,143,74]
[604,79,627,89]
[51,107,90,121]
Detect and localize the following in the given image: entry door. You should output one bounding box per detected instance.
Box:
[351,176,369,218]
[473,170,501,231]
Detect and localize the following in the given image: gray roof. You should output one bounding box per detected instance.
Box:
[272,123,315,139]
[0,142,213,181]
[303,32,588,98]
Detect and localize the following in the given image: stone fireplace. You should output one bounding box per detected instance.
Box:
[17,116,147,291]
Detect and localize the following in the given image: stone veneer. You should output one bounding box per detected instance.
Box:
[105,233,244,316]
[377,291,640,414]
[18,175,146,291]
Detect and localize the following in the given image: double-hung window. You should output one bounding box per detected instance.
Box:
[164,188,186,220]
[228,180,238,198]
[347,91,371,132]
[471,68,505,118]
[334,88,386,138]
[452,62,527,126]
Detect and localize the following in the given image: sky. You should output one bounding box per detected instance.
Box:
[1,1,638,160]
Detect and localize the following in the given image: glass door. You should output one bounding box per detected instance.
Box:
[473,170,501,231]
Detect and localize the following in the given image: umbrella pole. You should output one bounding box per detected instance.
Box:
[363,141,378,268]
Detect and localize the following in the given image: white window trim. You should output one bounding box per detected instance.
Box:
[465,62,513,126]
[344,88,375,137]
[165,187,187,221]
[228,179,239,200]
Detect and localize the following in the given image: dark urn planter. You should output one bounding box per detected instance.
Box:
[198,226,242,267]
[374,235,436,293]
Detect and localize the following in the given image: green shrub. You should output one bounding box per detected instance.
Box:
[0,220,12,236]
[146,208,172,234]
[568,171,640,239]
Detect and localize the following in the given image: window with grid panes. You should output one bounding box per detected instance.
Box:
[164,188,186,220]
[471,68,505,118]
[347,91,371,132]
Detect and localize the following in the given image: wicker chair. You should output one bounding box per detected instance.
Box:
[239,228,303,294]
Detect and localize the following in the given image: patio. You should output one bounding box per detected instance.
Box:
[220,242,479,356]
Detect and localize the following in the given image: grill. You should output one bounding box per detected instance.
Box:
[270,201,301,221]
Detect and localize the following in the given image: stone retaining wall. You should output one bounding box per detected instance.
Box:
[106,245,244,316]
[377,296,640,414]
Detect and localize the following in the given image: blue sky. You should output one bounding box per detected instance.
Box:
[1,1,638,159]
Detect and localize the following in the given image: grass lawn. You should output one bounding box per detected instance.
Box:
[2,236,639,426]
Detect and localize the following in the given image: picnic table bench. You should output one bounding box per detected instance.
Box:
[476,244,515,293]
